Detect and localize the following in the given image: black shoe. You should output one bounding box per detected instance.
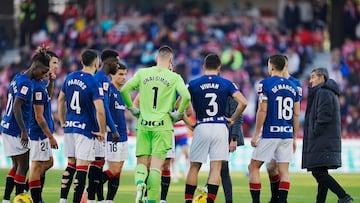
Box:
[338,194,354,203]
[269,198,278,203]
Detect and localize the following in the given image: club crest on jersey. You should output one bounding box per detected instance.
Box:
[297,87,303,97]
[103,82,109,91]
[20,86,29,95]
[257,83,263,93]
[35,92,42,100]
[99,88,104,96]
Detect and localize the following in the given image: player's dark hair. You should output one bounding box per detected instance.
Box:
[32,46,51,67]
[81,49,98,66]
[204,53,221,70]
[101,49,119,61]
[158,45,173,58]
[311,67,329,81]
[269,54,286,71]
[283,55,288,62]
[118,62,127,70]
[47,50,59,59]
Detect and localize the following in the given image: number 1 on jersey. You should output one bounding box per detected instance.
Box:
[152,86,158,109]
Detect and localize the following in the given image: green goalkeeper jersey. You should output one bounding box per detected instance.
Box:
[120,66,191,131]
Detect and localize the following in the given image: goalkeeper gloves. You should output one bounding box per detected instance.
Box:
[169,111,184,123]
[128,107,140,118]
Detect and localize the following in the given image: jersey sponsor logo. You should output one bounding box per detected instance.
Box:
[140,119,164,127]
[35,92,42,100]
[65,121,86,129]
[20,86,29,95]
[257,83,263,93]
[200,116,225,122]
[270,125,293,133]
[103,82,109,91]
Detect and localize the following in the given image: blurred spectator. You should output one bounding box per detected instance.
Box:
[343,0,359,40]
[19,0,39,47]
[283,0,300,34]
[297,0,313,29]
[313,0,328,30]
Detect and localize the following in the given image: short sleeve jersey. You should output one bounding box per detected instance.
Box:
[29,80,54,140]
[108,83,127,142]
[1,73,33,137]
[257,76,300,139]
[188,75,239,124]
[121,66,189,131]
[94,70,117,132]
[61,71,104,138]
[289,76,303,100]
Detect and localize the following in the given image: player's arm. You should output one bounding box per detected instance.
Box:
[292,101,300,152]
[47,75,56,96]
[228,91,247,126]
[133,93,140,108]
[93,99,106,141]
[33,104,58,149]
[58,91,66,128]
[252,96,267,147]
[120,74,140,108]
[227,96,244,146]
[175,97,192,116]
[13,97,28,146]
[175,79,191,114]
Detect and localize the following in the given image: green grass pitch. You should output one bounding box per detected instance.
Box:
[0,169,359,202]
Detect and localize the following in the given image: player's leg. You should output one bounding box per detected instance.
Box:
[104,161,124,202]
[14,151,30,195]
[207,124,229,203]
[87,140,105,202]
[104,141,128,202]
[41,156,54,201]
[29,161,43,203]
[147,130,172,203]
[185,124,210,203]
[160,158,172,203]
[60,133,76,203]
[3,157,17,202]
[221,160,233,203]
[248,159,263,203]
[266,159,280,203]
[134,130,151,203]
[72,135,95,203]
[276,139,293,203]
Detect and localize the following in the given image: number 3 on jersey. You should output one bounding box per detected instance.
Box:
[205,93,218,116]
[70,91,81,114]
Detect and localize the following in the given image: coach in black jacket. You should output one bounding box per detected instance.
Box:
[302,67,353,203]
[221,96,244,203]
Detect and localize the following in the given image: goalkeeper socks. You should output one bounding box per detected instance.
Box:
[278,181,290,203]
[207,184,219,203]
[185,184,197,203]
[134,164,148,185]
[60,162,76,199]
[147,168,161,201]
[161,170,171,201]
[73,165,88,203]
[29,180,41,203]
[249,183,261,203]
[4,168,16,200]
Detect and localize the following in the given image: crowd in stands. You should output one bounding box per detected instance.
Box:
[0,0,359,137]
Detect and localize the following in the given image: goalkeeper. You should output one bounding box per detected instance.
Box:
[120,45,191,203]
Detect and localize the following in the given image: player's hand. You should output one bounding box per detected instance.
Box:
[229,139,237,152]
[112,132,119,144]
[169,111,184,123]
[49,135,58,149]
[20,130,29,148]
[293,140,297,153]
[49,72,56,81]
[92,131,105,141]
[128,107,140,118]
[225,117,234,127]
[251,136,260,147]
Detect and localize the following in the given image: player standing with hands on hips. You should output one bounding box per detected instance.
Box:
[120,45,191,203]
